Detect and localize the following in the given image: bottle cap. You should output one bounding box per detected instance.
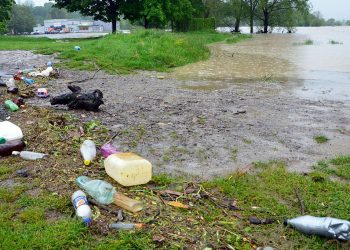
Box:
[83,217,92,226]
[0,137,6,144]
[84,160,91,166]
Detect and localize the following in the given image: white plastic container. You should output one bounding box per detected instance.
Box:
[0,121,23,141]
[80,140,96,165]
[71,190,92,226]
[12,151,47,160]
[104,153,152,187]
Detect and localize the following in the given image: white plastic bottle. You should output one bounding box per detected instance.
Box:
[12,151,47,160]
[71,190,92,226]
[80,140,96,165]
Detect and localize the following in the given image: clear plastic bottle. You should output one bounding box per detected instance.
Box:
[80,140,96,165]
[12,151,47,160]
[71,190,92,226]
[76,176,143,212]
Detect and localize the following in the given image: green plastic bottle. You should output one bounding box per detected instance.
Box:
[4,100,19,112]
[0,137,6,144]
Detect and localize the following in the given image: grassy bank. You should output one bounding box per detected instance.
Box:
[0,31,249,73]
[1,107,350,249]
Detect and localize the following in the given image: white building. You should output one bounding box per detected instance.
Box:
[33,19,118,33]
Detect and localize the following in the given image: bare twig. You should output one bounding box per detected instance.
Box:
[294,188,305,215]
[64,63,113,85]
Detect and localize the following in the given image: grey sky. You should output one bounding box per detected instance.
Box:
[20,0,350,20]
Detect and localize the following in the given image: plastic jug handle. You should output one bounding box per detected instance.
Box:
[113,192,143,213]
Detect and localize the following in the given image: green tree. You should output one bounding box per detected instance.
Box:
[244,0,259,33]
[166,0,194,31]
[54,0,122,32]
[0,0,14,22]
[255,0,310,33]
[7,4,36,34]
[229,0,245,33]
[49,6,67,19]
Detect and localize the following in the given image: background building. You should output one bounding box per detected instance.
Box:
[33,19,118,34]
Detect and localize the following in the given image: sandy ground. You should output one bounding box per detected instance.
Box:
[1,50,350,179]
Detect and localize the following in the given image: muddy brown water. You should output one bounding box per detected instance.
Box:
[1,27,350,179]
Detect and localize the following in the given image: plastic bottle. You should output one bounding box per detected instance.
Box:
[4,100,19,112]
[0,140,25,157]
[104,153,152,187]
[71,190,92,226]
[0,121,23,141]
[80,140,96,165]
[74,46,81,51]
[285,215,350,240]
[76,176,143,213]
[12,151,47,160]
[109,222,144,230]
[39,66,53,77]
[100,143,119,158]
[5,77,16,88]
[0,137,6,144]
[23,78,35,85]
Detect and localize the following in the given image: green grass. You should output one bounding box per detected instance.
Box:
[314,155,350,180]
[0,30,249,74]
[314,135,329,144]
[2,159,350,249]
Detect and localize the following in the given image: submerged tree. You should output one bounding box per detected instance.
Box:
[255,0,310,33]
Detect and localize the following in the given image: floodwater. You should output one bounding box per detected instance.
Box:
[173,26,350,102]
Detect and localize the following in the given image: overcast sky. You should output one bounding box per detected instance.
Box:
[19,0,350,20]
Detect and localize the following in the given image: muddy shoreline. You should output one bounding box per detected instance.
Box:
[1,50,350,179]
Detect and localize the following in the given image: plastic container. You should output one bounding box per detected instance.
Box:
[23,78,35,85]
[0,140,25,157]
[100,143,119,158]
[104,153,152,187]
[285,215,350,240]
[0,121,23,141]
[76,176,143,212]
[80,140,96,165]
[12,151,47,160]
[71,190,92,226]
[4,100,19,112]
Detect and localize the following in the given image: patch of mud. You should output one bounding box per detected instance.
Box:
[45,210,66,222]
[2,50,350,179]
[0,179,21,188]
[0,50,54,76]
[25,188,42,197]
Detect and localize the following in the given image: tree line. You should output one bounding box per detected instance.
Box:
[1,0,350,35]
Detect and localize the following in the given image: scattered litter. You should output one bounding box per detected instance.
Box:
[13,97,25,106]
[0,137,6,144]
[50,85,104,111]
[157,75,165,79]
[23,78,35,85]
[76,176,143,213]
[4,100,19,112]
[74,46,81,51]
[0,140,25,157]
[249,216,274,225]
[72,190,92,226]
[109,222,144,230]
[16,169,29,178]
[37,88,49,98]
[5,77,16,88]
[12,151,47,160]
[7,87,19,94]
[104,152,152,187]
[0,121,23,141]
[100,143,119,158]
[80,139,96,166]
[167,201,189,209]
[285,215,350,240]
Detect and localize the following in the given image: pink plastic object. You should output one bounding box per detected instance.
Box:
[100,144,119,158]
